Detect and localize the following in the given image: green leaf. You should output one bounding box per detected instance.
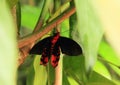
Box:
[39,0,52,21]
[60,19,69,37]
[16,1,21,31]
[98,41,120,83]
[67,76,79,85]
[7,0,18,8]
[63,55,116,85]
[21,5,40,29]
[98,40,120,81]
[47,64,55,85]
[98,41,120,67]
[26,57,35,85]
[63,55,85,84]
[0,1,18,85]
[74,0,104,74]
[87,71,116,85]
[27,67,35,85]
[62,72,70,85]
[33,56,47,85]
[93,60,111,79]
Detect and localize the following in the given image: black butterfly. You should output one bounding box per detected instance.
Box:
[29,32,82,67]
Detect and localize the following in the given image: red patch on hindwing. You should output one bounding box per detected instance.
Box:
[51,45,60,67]
[40,56,48,66]
[51,55,59,67]
[40,47,50,66]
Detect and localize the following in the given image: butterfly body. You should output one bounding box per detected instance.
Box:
[30,32,82,67]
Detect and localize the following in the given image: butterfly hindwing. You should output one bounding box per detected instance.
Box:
[29,37,51,54]
[59,37,82,56]
[40,46,51,66]
[51,41,60,67]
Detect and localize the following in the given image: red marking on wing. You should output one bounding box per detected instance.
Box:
[51,32,60,44]
[40,48,49,66]
[51,54,60,67]
[50,32,60,67]
[40,57,48,66]
[51,46,60,67]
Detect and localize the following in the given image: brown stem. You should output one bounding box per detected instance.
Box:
[18,5,45,67]
[33,17,44,32]
[18,6,75,48]
[54,55,63,85]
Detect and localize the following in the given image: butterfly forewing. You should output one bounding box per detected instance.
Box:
[29,37,51,54]
[59,37,82,56]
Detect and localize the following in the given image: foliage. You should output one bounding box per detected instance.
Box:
[1,0,120,85]
[7,0,18,8]
[0,1,18,85]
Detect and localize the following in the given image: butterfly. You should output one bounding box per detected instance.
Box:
[29,32,82,67]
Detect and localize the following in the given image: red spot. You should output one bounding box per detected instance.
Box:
[40,47,49,66]
[40,59,44,65]
[40,57,48,65]
[51,33,60,44]
[51,55,60,67]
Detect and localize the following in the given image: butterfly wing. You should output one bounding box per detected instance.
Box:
[59,37,82,56]
[40,46,51,66]
[51,41,60,67]
[29,37,51,54]
[29,37,52,66]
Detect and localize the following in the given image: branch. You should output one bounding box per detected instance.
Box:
[18,6,76,66]
[18,6,76,48]
[54,56,63,85]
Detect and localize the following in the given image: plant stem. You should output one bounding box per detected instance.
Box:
[33,0,52,32]
[54,1,62,84]
[18,6,75,48]
[54,55,63,85]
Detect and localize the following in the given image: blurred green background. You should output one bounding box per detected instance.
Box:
[0,0,120,85]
